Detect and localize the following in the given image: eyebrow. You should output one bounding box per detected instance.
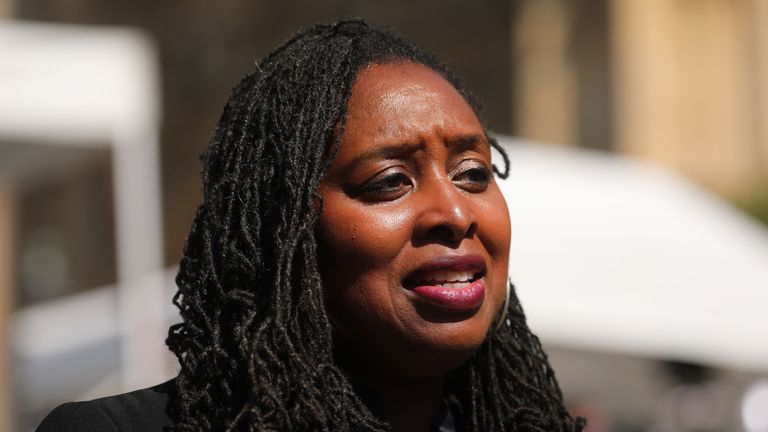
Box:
[347,142,426,171]
[345,134,488,171]
[444,134,487,151]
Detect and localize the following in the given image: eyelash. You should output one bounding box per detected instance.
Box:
[359,164,491,201]
[453,166,491,192]
[360,172,412,200]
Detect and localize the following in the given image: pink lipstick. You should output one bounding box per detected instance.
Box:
[404,255,486,310]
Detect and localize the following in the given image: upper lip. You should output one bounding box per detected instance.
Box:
[403,254,486,288]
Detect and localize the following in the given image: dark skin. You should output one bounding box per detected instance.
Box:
[317,62,512,432]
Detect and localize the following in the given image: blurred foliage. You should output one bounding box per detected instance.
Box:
[738,181,768,228]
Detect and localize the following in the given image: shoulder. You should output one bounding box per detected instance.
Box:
[36,379,176,432]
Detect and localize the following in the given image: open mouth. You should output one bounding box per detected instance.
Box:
[405,270,485,290]
[403,255,487,310]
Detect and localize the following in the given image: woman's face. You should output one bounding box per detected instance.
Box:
[317,62,511,381]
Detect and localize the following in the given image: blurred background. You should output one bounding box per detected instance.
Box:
[1,1,767,431]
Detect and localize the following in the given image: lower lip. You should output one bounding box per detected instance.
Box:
[410,279,485,310]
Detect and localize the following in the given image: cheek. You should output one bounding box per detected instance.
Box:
[477,190,512,307]
[478,190,512,259]
[316,195,415,313]
[318,199,413,265]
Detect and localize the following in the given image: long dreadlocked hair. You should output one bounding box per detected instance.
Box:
[167,19,585,432]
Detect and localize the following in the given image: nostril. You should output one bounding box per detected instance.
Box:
[424,221,476,245]
[425,225,456,242]
[465,222,478,238]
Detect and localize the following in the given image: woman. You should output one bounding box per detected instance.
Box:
[39,20,584,432]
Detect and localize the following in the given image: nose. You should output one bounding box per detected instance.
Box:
[413,176,478,246]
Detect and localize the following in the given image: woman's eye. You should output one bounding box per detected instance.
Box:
[453,166,490,192]
[359,172,413,201]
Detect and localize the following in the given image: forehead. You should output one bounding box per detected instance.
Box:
[339,61,484,151]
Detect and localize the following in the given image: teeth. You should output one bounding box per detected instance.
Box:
[418,271,476,285]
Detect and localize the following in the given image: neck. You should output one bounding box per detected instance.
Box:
[333,338,446,431]
[357,373,444,432]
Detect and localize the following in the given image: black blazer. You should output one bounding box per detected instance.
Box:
[36,378,458,431]
[36,380,175,432]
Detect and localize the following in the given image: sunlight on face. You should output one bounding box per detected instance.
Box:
[317,62,511,382]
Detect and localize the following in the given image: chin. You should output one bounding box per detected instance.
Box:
[394,319,493,380]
